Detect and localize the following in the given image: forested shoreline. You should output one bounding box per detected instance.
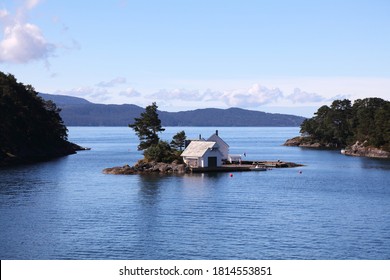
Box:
[285,98,390,158]
[0,72,83,166]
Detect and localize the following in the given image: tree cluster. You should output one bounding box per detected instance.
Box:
[300,98,390,151]
[129,102,187,163]
[0,71,72,163]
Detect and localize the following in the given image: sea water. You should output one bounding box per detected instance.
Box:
[1,127,389,259]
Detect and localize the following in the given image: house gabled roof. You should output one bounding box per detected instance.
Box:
[181,141,219,157]
[207,133,229,148]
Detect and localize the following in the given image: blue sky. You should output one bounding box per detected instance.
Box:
[1,0,389,117]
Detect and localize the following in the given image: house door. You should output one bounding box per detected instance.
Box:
[208,157,217,167]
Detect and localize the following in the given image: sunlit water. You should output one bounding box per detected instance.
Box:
[1,127,389,259]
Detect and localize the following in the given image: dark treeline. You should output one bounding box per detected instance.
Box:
[0,71,78,165]
[300,98,390,151]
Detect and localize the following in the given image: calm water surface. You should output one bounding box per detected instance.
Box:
[1,127,389,259]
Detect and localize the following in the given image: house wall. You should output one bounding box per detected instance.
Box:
[202,149,223,167]
[183,149,222,168]
[207,134,229,160]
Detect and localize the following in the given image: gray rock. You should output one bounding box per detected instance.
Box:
[343,141,390,158]
[103,161,188,175]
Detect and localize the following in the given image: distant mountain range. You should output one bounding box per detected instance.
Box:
[39,93,306,126]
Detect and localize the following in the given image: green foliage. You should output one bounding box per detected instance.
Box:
[143,140,181,163]
[0,71,69,160]
[129,102,165,150]
[170,130,186,151]
[300,98,390,151]
[351,98,390,150]
[129,103,188,163]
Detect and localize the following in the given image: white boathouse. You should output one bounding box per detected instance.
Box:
[181,130,241,168]
[181,141,223,168]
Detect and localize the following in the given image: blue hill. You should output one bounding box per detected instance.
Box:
[39,93,306,127]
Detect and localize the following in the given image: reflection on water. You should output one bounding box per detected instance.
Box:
[139,175,163,205]
[1,127,389,259]
[358,157,390,170]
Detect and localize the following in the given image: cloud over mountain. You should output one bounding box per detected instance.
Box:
[53,78,348,111]
[147,84,284,107]
[286,88,327,103]
[220,84,283,107]
[119,88,142,98]
[96,77,127,87]
[149,88,203,101]
[55,87,111,102]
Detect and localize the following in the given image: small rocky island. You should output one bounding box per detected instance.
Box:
[0,72,86,167]
[103,160,303,175]
[103,103,190,175]
[284,98,390,159]
[104,103,303,175]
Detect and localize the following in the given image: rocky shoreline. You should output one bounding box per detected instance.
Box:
[341,141,390,158]
[103,160,189,175]
[283,136,340,148]
[284,137,390,159]
[103,159,304,175]
[0,142,89,167]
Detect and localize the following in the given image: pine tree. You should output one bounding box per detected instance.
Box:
[170,130,186,151]
[129,102,165,150]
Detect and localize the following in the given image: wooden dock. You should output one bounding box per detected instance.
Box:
[190,161,303,173]
[191,165,254,173]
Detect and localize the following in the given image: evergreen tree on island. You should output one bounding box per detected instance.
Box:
[129,102,184,163]
[129,102,165,151]
[170,131,186,151]
[104,104,187,174]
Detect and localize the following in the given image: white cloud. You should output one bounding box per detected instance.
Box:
[25,0,41,10]
[55,87,95,97]
[219,83,283,107]
[0,9,9,19]
[149,88,202,101]
[146,84,283,108]
[202,89,225,101]
[0,23,55,63]
[119,88,141,98]
[55,84,143,103]
[96,77,127,87]
[327,94,351,101]
[53,80,355,110]
[0,0,56,64]
[55,87,111,102]
[286,88,326,103]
